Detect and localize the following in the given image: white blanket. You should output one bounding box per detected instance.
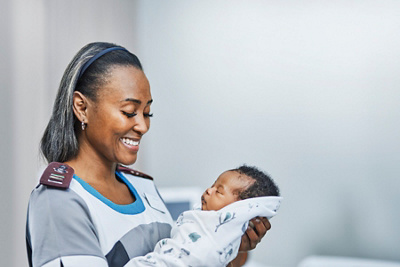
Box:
[128,196,282,267]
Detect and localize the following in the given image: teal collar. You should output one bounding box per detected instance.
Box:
[73,171,145,215]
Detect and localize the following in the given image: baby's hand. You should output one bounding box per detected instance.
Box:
[239,217,271,251]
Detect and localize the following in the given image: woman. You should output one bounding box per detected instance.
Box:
[26,42,270,267]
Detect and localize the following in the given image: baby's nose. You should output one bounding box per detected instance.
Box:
[205,187,213,195]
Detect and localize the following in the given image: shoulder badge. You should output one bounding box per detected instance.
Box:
[117,165,153,180]
[40,162,74,189]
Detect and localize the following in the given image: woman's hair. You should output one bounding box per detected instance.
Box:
[41,42,143,163]
[231,165,280,199]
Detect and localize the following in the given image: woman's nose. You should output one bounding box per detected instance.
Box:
[133,114,150,135]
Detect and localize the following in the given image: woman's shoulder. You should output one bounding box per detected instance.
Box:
[29,162,85,210]
[28,173,90,226]
[117,165,153,180]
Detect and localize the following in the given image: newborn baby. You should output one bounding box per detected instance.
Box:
[201,165,280,211]
[134,165,282,267]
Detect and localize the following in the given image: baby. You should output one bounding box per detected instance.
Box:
[137,165,282,267]
[201,165,280,211]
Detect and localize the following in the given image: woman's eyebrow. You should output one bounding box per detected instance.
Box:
[122,98,153,105]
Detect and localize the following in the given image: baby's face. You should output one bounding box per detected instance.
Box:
[201,170,254,211]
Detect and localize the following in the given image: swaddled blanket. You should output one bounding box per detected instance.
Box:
[128,196,282,267]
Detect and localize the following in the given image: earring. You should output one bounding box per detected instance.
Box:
[81,121,86,131]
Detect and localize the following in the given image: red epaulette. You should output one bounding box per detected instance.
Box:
[40,162,74,189]
[117,165,153,180]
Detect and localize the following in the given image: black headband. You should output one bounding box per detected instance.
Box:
[78,47,128,79]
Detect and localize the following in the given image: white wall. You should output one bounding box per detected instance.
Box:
[134,1,400,266]
[0,1,15,266]
[1,1,400,266]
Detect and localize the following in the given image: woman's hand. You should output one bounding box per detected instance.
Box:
[239,217,271,251]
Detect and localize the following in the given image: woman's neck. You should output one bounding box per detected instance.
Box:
[63,134,138,205]
[65,148,117,186]
[65,153,136,205]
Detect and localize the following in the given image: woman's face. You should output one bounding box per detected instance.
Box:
[84,66,152,166]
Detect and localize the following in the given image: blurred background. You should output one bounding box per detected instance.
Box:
[1,1,399,266]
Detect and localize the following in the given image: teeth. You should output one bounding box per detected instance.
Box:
[122,138,139,146]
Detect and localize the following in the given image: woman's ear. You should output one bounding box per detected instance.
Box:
[72,91,88,123]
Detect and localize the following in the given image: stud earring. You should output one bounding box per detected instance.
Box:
[81,121,86,131]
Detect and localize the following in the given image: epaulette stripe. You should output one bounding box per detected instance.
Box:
[117,165,153,180]
[40,162,74,189]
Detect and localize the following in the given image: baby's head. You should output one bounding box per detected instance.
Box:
[201,165,280,211]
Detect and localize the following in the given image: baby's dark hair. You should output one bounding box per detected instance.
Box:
[231,165,280,200]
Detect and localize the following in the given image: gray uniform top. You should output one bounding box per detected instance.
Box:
[26,165,173,267]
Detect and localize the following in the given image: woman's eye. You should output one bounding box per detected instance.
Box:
[122,111,137,118]
[122,111,153,118]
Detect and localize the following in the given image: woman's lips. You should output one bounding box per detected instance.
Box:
[120,137,140,151]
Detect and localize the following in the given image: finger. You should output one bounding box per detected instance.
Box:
[252,217,267,238]
[260,217,271,231]
[245,226,259,249]
[239,233,251,251]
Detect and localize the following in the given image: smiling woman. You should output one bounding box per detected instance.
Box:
[71,66,152,169]
[25,42,269,267]
[26,43,174,267]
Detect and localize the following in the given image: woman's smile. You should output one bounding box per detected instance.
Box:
[120,137,140,152]
[79,66,152,166]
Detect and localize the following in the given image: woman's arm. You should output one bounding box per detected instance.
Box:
[27,185,108,267]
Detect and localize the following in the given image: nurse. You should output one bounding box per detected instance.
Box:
[26,42,270,267]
